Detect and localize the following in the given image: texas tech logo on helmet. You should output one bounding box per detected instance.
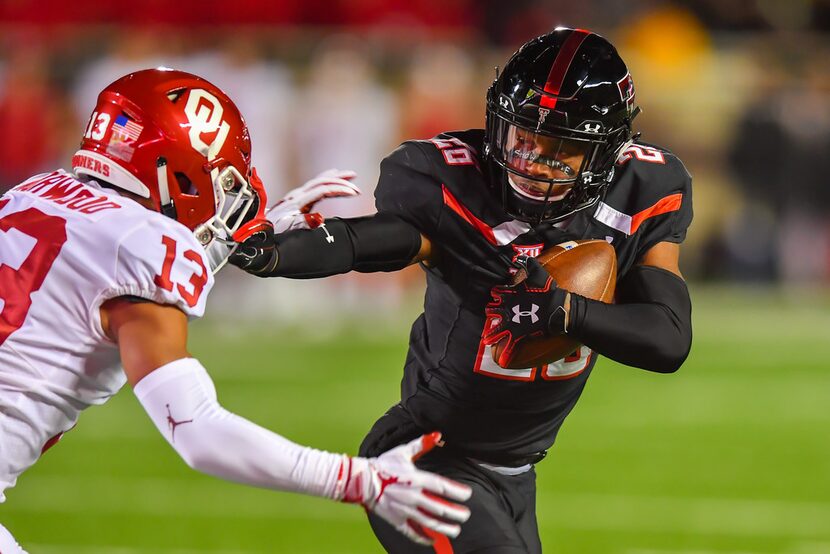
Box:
[536,108,550,129]
[616,73,636,113]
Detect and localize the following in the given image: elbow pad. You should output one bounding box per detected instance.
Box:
[569,265,692,373]
[132,358,344,497]
[271,213,422,278]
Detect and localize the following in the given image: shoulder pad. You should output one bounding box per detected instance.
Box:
[113,214,214,319]
[383,130,484,176]
[594,143,692,241]
[375,130,487,233]
[374,142,442,233]
[615,143,690,206]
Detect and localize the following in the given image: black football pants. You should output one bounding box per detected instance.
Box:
[359,404,543,554]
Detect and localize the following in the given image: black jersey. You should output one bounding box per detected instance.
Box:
[374,129,692,461]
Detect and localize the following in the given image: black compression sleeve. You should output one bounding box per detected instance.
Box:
[567,265,692,373]
[267,212,422,279]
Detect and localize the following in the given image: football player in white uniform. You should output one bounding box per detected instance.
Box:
[0,68,471,552]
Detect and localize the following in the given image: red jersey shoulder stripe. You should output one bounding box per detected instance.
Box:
[630,193,684,234]
[441,185,532,245]
[441,184,497,245]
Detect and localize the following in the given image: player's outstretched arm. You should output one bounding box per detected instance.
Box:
[230,166,436,278]
[232,212,431,278]
[101,298,470,545]
[484,242,692,373]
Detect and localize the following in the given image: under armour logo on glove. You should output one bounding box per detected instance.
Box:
[482,256,570,365]
[511,303,540,324]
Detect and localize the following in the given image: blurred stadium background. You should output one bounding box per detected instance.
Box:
[1,0,829,552]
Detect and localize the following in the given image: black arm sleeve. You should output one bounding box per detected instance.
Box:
[567,265,692,373]
[266,212,423,279]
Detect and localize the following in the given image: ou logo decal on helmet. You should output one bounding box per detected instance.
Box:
[184,89,231,158]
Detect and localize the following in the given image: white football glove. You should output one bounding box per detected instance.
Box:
[338,432,472,545]
[266,168,360,233]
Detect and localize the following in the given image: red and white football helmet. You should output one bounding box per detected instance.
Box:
[72,67,267,271]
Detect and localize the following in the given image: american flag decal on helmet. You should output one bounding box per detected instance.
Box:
[112,115,143,142]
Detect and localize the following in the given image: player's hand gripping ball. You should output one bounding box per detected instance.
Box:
[484,240,617,368]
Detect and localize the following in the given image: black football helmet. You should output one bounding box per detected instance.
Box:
[484,28,639,224]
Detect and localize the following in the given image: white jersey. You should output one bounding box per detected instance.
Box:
[0,170,214,501]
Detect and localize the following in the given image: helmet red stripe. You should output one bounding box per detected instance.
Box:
[539,29,590,109]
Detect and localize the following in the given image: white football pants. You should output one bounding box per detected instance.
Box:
[0,523,27,553]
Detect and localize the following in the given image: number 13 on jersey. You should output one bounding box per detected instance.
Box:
[153,235,208,308]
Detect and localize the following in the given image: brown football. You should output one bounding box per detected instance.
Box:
[491,239,617,369]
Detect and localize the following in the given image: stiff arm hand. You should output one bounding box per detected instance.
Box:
[230,169,360,273]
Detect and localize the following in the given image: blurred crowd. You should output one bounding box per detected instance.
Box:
[1,0,829,314]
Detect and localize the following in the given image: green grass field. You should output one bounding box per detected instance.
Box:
[2,286,830,553]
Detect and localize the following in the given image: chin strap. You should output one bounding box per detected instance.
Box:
[156,157,177,220]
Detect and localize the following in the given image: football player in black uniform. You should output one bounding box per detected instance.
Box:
[232,28,693,553]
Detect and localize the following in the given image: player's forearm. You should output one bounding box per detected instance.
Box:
[262,213,423,278]
[133,358,347,498]
[176,411,343,496]
[567,265,692,373]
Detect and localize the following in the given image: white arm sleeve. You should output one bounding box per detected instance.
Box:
[132,358,346,498]
[0,524,27,554]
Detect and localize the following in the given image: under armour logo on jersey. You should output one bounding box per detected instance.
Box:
[511,303,540,324]
[166,404,194,443]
